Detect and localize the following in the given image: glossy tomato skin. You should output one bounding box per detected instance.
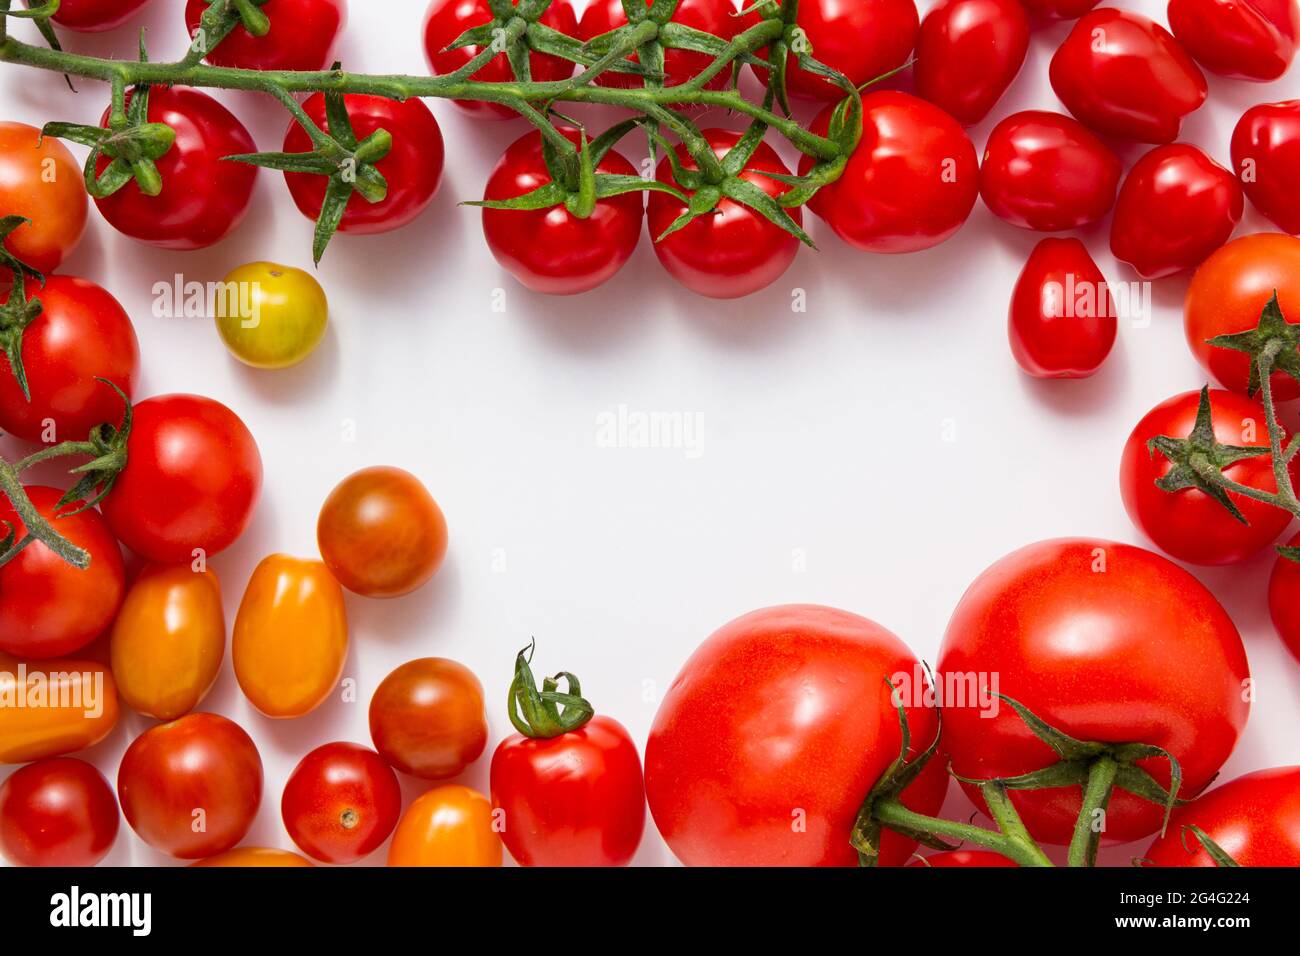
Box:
[388,785,503,866]
[908,850,1017,867]
[100,394,263,564]
[1269,536,1300,661]
[801,92,978,254]
[1231,101,1300,236]
[1167,0,1298,82]
[95,87,256,250]
[491,715,645,867]
[1145,766,1300,866]
[980,111,1122,232]
[645,605,948,867]
[0,654,120,764]
[369,658,487,779]
[914,0,1029,126]
[0,758,118,867]
[185,0,347,71]
[281,742,402,864]
[1009,238,1116,379]
[939,539,1250,845]
[284,93,444,235]
[191,847,313,867]
[51,0,153,32]
[1049,10,1207,144]
[0,122,87,273]
[647,130,801,299]
[1019,0,1099,16]
[1110,145,1243,280]
[580,0,739,92]
[216,261,328,369]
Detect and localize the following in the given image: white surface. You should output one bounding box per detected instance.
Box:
[2,0,1299,867]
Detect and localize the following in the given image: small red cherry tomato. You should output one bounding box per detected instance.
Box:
[1270,536,1300,661]
[1232,100,1300,236]
[1167,0,1298,82]
[281,742,402,864]
[1009,238,1116,380]
[1145,766,1300,866]
[0,757,119,867]
[51,0,153,32]
[908,850,1018,867]
[369,658,487,780]
[579,0,738,92]
[185,0,348,72]
[1019,0,1099,17]
[914,0,1029,126]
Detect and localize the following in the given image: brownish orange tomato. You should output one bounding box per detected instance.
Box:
[0,653,119,764]
[0,122,88,273]
[369,658,487,779]
[232,555,347,718]
[387,785,502,867]
[190,847,314,867]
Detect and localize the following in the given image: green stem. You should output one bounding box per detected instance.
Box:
[1067,755,1118,867]
[0,455,89,569]
[871,792,1054,868]
[1256,349,1300,515]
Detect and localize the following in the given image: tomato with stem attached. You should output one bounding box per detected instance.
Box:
[0,757,119,867]
[1009,238,1116,379]
[1145,766,1300,866]
[914,0,1029,126]
[185,0,348,72]
[369,658,486,779]
[580,0,740,91]
[1232,101,1300,236]
[388,785,502,867]
[215,261,328,370]
[281,742,402,864]
[1167,0,1298,82]
[0,122,87,274]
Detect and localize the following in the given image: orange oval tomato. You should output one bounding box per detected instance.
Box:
[110,564,225,720]
[190,847,314,867]
[0,122,88,274]
[0,653,119,764]
[232,555,348,718]
[387,785,502,867]
[369,658,487,779]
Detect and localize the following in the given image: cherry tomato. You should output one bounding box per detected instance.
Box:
[191,847,314,867]
[907,850,1017,867]
[1231,100,1300,236]
[317,466,448,598]
[580,0,739,92]
[1019,0,1099,16]
[94,87,257,250]
[0,757,118,867]
[646,129,801,300]
[0,653,120,764]
[215,261,328,369]
[117,713,262,859]
[979,110,1122,233]
[1167,0,1298,82]
[0,122,87,273]
[1049,9,1207,144]
[100,394,263,564]
[939,539,1250,846]
[283,93,444,235]
[1110,144,1243,280]
[233,555,348,718]
[388,785,502,867]
[185,0,348,72]
[1145,766,1300,866]
[46,0,153,32]
[644,605,948,867]
[1009,238,1116,379]
[914,0,1028,126]
[1269,536,1300,661]
[281,742,402,864]
[369,658,486,779]
[800,91,979,254]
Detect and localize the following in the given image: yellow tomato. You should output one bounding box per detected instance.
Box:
[110,564,225,720]
[215,261,328,369]
[387,785,502,867]
[0,653,119,764]
[191,847,314,867]
[233,555,348,718]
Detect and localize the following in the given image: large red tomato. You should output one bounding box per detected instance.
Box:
[281,742,402,864]
[579,0,739,92]
[185,0,348,71]
[914,0,1029,126]
[1232,100,1300,236]
[1167,0,1298,82]
[1145,766,1300,866]
[1270,536,1300,661]
[1009,238,1116,379]
[0,757,119,867]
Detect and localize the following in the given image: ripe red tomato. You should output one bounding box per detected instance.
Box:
[117,713,263,859]
[283,93,444,235]
[907,850,1017,867]
[1270,536,1300,661]
[646,129,801,300]
[800,92,979,254]
[980,111,1122,232]
[1049,9,1207,144]
[579,0,739,92]
[281,742,402,864]
[0,122,87,274]
[94,87,257,250]
[0,757,119,867]
[1009,238,1116,379]
[1019,0,1099,16]
[184,0,348,71]
[1110,144,1243,280]
[1167,0,1298,82]
[50,0,153,32]
[644,605,948,867]
[369,658,487,779]
[914,0,1029,126]
[1145,766,1300,866]
[939,539,1250,846]
[100,394,263,564]
[1231,100,1300,236]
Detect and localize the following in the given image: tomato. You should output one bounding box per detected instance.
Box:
[1009,238,1116,379]
[94,87,257,250]
[644,605,948,867]
[215,261,328,369]
[1185,233,1300,400]
[1110,145,1243,280]
[1049,10,1207,144]
[1145,766,1300,866]
[1167,0,1298,82]
[646,129,801,300]
[907,850,1017,867]
[281,742,402,864]
[0,487,125,659]
[100,394,263,564]
[0,654,119,764]
[317,466,447,598]
[283,93,443,235]
[185,0,348,72]
[109,563,224,720]
[482,127,643,294]
[47,0,153,32]
[800,92,979,254]
[938,539,1249,846]
[117,713,262,859]
[425,0,577,118]
[233,555,348,718]
[191,847,314,867]
[0,758,118,867]
[979,111,1122,233]
[0,122,87,273]
[388,785,502,867]
[579,0,739,92]
[369,658,486,779]
[914,0,1029,126]
[1231,101,1300,237]
[1019,0,1099,16]
[1270,535,1300,661]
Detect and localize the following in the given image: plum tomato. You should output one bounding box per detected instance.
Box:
[46,0,154,32]
[0,757,119,867]
[281,742,402,864]
[215,261,328,370]
[369,658,487,779]
[1231,100,1300,237]
[1009,238,1116,379]
[191,847,314,867]
[1167,0,1298,82]
[1145,766,1300,866]
[388,785,502,866]
[914,0,1029,126]
[0,122,87,274]
[580,0,740,92]
[185,0,348,72]
[1269,536,1300,661]
[0,654,120,765]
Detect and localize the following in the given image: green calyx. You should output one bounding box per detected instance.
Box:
[506,639,595,739]
[0,217,45,401]
[189,0,273,62]
[1207,292,1300,399]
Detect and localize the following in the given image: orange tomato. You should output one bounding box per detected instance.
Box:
[0,122,88,273]
[110,564,225,720]
[191,847,314,867]
[369,658,487,779]
[0,653,119,764]
[233,555,348,718]
[387,785,502,867]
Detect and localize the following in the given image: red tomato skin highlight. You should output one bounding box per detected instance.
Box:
[1232,100,1300,236]
[1167,0,1299,82]
[281,742,403,864]
[184,0,348,72]
[1009,238,1116,379]
[1145,766,1300,866]
[0,757,119,867]
[1270,536,1300,661]
[914,0,1029,126]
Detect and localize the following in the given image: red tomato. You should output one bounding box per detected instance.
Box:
[0,757,119,867]
[0,122,87,274]
[281,742,402,864]
[800,92,979,254]
[1019,0,1099,16]
[284,93,444,235]
[1110,144,1243,280]
[1009,238,1116,379]
[100,394,263,564]
[939,539,1250,846]
[1167,0,1298,82]
[980,111,1122,232]
[579,0,739,92]
[94,87,257,250]
[481,128,643,295]
[1145,766,1300,866]
[117,713,263,859]
[1270,536,1300,661]
[0,487,125,659]
[908,850,1018,867]
[1049,10,1207,144]
[1231,100,1300,236]
[50,0,153,32]
[369,658,487,780]
[184,0,348,71]
[644,605,948,867]
[646,130,801,300]
[914,0,1029,126]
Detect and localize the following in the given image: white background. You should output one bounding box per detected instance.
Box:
[2,0,1299,867]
